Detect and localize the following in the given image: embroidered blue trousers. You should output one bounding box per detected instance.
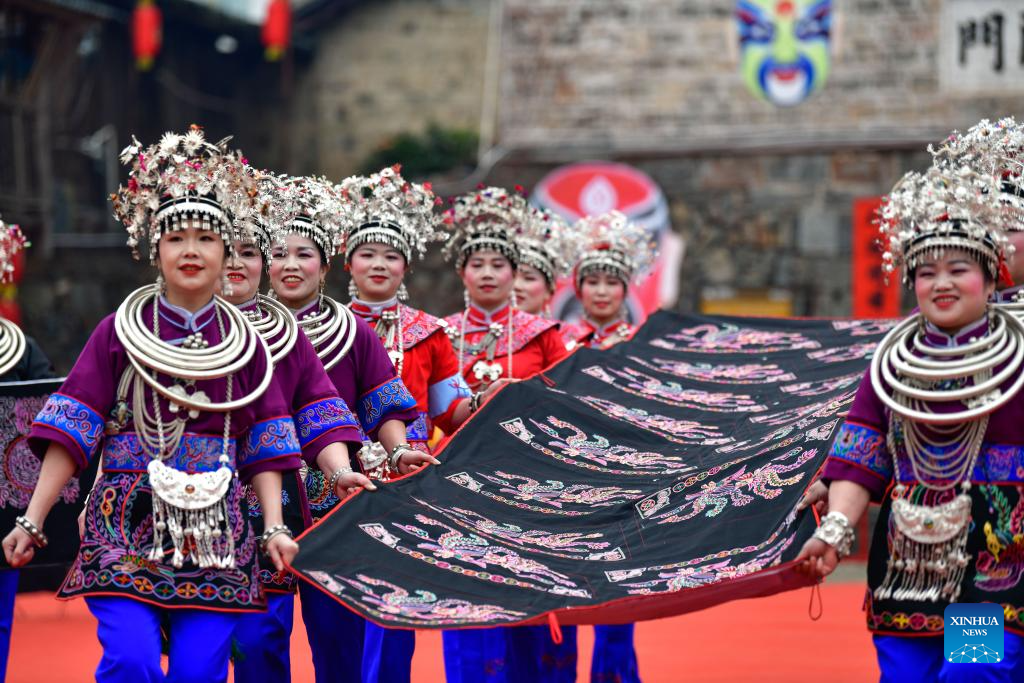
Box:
[874,633,1024,682]
[0,569,17,682]
[85,596,238,683]
[233,592,294,683]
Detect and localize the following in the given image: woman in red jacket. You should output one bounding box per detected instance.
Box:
[439,186,569,682]
[564,211,655,352]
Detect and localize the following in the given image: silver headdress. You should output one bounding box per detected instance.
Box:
[0,217,28,284]
[880,165,1010,286]
[513,206,572,288]
[572,210,656,289]
[259,174,346,260]
[441,186,526,269]
[930,117,1024,232]
[111,126,258,261]
[338,165,441,263]
[237,172,283,262]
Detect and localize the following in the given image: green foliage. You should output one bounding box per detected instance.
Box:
[359,125,479,180]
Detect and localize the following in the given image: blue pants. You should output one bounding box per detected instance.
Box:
[510,625,576,682]
[301,582,413,683]
[504,623,639,683]
[233,592,294,683]
[874,633,1024,682]
[443,627,510,683]
[363,621,415,683]
[592,624,640,683]
[85,596,238,683]
[0,570,17,683]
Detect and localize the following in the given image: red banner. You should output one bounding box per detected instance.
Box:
[851,197,900,319]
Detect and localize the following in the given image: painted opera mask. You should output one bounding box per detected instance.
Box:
[735,0,832,107]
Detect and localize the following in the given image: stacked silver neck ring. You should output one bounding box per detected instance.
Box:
[115,284,273,413]
[870,308,1024,427]
[297,295,357,371]
[0,317,26,377]
[247,294,299,366]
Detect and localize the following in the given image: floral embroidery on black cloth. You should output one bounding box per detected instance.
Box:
[292,312,897,628]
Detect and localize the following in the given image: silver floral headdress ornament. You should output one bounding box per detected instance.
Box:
[573,210,656,290]
[441,185,528,269]
[880,165,1010,287]
[0,216,28,284]
[930,117,1024,233]
[513,205,572,289]
[111,125,259,262]
[258,173,347,261]
[338,164,442,263]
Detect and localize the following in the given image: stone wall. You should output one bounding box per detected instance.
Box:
[498,0,1024,153]
[289,0,494,178]
[491,0,1022,320]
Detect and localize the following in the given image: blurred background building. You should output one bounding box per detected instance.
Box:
[2,0,1022,370]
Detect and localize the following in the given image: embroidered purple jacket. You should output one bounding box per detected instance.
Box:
[239,297,363,592]
[823,316,1024,637]
[29,296,302,611]
[292,298,417,519]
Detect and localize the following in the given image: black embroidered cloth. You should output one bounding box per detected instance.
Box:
[292,311,894,628]
[0,379,96,590]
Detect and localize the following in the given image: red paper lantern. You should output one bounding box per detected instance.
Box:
[262,0,292,62]
[132,0,162,71]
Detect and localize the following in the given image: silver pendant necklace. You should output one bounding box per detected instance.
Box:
[871,308,1024,603]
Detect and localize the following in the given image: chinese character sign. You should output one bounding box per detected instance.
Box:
[941,0,1024,93]
[735,1,833,107]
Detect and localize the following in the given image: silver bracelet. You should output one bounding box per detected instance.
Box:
[812,511,855,558]
[15,515,48,548]
[259,524,293,554]
[388,443,414,470]
[327,466,353,493]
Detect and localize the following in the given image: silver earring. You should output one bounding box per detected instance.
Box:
[463,290,470,309]
[156,272,167,295]
[348,280,358,299]
[398,283,409,302]
[221,273,233,298]
[510,289,518,309]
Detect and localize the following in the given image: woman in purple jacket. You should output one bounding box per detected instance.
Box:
[264,174,422,683]
[798,166,1024,681]
[225,204,369,683]
[1,129,300,682]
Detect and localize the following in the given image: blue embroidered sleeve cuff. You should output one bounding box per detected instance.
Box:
[827,422,892,482]
[358,377,417,433]
[427,373,472,418]
[30,393,105,468]
[295,397,362,450]
[241,416,302,469]
[406,413,431,442]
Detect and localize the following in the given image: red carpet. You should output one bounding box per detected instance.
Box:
[8,575,879,682]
